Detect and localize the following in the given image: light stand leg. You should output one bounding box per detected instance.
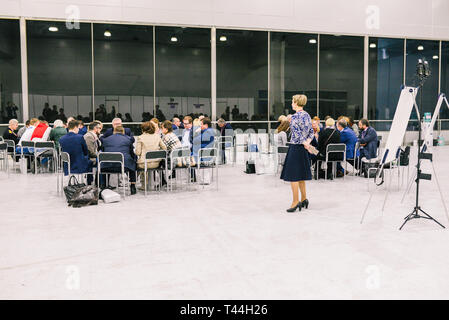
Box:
[401,167,417,204]
[361,189,375,224]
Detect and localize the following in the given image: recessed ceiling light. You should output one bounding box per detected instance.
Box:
[309,39,317,44]
[48,26,58,32]
[104,30,111,37]
[369,43,377,48]
[170,36,178,42]
[417,45,424,51]
[219,36,227,42]
[433,55,439,60]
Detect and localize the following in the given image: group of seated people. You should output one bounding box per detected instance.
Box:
[3,115,234,195]
[275,115,379,178]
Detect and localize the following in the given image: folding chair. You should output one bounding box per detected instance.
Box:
[346,141,361,177]
[20,141,35,174]
[276,146,289,174]
[316,143,346,180]
[217,136,234,165]
[98,152,127,198]
[59,151,95,195]
[169,148,192,192]
[196,147,219,190]
[139,150,168,196]
[34,141,57,174]
[4,139,17,171]
[0,143,8,176]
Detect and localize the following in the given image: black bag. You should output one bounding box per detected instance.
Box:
[245,160,256,174]
[70,185,99,208]
[63,176,99,208]
[64,176,86,203]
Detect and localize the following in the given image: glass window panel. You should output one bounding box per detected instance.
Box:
[93,24,154,123]
[270,32,317,121]
[319,35,364,121]
[441,41,449,119]
[155,26,210,122]
[368,37,404,121]
[0,19,22,124]
[217,29,268,122]
[27,20,92,123]
[405,39,439,117]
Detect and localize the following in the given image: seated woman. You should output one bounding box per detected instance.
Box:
[135,121,167,189]
[317,117,341,179]
[101,125,137,195]
[275,120,289,147]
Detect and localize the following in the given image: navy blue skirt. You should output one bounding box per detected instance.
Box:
[280,144,312,182]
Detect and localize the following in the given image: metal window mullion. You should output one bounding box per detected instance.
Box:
[403,38,407,85]
[317,34,320,118]
[91,23,95,121]
[363,35,369,120]
[153,26,156,116]
[20,18,29,122]
[211,27,217,122]
[267,31,270,123]
[438,40,442,135]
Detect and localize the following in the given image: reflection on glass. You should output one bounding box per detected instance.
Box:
[93,24,154,123]
[217,30,268,122]
[319,35,364,120]
[0,19,22,123]
[406,39,439,115]
[27,20,92,123]
[270,32,317,120]
[441,41,449,119]
[368,37,404,121]
[155,26,211,122]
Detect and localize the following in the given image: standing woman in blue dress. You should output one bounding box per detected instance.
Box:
[280,94,314,212]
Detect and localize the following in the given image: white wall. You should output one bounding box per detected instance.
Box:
[1,0,449,40]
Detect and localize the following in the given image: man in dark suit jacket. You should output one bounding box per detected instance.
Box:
[59,120,93,181]
[358,118,378,160]
[336,118,358,176]
[101,117,134,141]
[101,125,137,195]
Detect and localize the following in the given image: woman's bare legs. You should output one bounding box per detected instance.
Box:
[299,181,307,202]
[290,181,300,208]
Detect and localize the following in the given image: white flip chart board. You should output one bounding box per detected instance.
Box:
[382,86,419,163]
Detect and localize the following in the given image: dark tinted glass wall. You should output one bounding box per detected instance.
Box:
[155,27,210,122]
[93,24,153,123]
[405,39,439,116]
[0,19,22,123]
[368,38,404,122]
[319,35,364,120]
[217,30,268,122]
[441,41,449,120]
[27,20,92,123]
[270,32,318,120]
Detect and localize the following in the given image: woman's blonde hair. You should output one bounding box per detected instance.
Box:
[278,115,287,122]
[325,118,335,127]
[276,120,290,133]
[193,118,200,127]
[292,94,307,107]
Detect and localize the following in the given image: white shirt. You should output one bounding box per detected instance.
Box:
[18,126,35,145]
[181,128,191,148]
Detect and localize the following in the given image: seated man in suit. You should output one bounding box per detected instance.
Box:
[317,117,341,179]
[192,117,215,165]
[59,120,94,183]
[101,125,137,195]
[336,118,358,177]
[101,117,134,141]
[357,118,378,175]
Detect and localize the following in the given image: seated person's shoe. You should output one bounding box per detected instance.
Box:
[336,171,344,178]
[130,184,137,195]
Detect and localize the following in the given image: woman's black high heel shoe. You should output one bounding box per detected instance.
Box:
[301,199,309,209]
[286,202,302,212]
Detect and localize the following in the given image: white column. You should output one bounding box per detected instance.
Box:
[20,17,29,122]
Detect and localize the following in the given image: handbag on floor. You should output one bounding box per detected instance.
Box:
[64,176,98,208]
[245,160,256,174]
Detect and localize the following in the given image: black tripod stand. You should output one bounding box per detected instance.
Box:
[400,59,445,230]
